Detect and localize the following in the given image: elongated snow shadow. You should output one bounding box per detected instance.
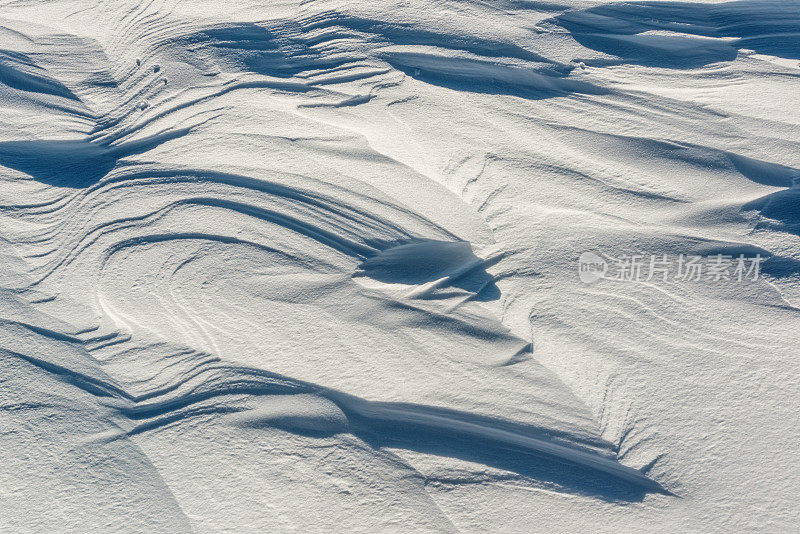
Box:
[221,387,665,501]
[551,0,800,68]
[0,140,118,186]
[96,358,667,502]
[0,128,191,187]
[359,427,650,502]
[390,62,609,100]
[0,49,82,100]
[328,395,664,502]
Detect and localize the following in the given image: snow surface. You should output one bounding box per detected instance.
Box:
[0,0,798,531]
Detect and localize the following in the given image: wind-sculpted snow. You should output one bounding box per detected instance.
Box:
[1,0,799,531]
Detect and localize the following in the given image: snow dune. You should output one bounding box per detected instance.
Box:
[1,0,798,531]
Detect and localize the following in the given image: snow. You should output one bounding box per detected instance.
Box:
[1,0,798,531]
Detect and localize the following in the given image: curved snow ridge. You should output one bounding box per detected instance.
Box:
[327,392,670,494]
[9,165,463,287]
[94,359,666,494]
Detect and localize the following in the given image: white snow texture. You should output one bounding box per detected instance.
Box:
[0,0,798,532]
